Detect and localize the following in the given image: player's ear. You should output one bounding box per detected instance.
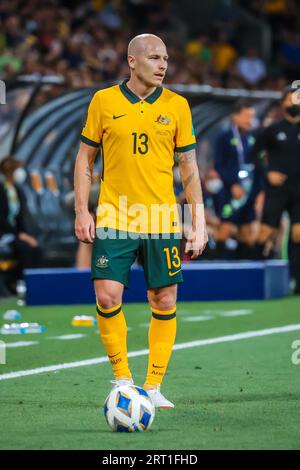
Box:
[128,55,135,70]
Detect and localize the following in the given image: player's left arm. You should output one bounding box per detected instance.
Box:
[177,149,208,259]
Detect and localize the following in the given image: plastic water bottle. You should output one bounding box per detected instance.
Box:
[3,310,22,321]
[16,280,26,306]
[72,315,97,327]
[0,322,46,334]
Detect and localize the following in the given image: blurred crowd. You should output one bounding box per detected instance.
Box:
[0,0,300,91]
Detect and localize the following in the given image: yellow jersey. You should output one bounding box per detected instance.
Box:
[81,80,196,233]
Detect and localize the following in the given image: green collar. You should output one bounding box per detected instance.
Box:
[120,80,163,104]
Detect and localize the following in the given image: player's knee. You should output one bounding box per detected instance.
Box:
[291,224,300,243]
[149,292,176,311]
[96,290,121,309]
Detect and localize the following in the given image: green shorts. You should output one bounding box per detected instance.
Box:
[91,229,183,289]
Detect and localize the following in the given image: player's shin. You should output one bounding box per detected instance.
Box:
[96,303,132,380]
[144,306,177,388]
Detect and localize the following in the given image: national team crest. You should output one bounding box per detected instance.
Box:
[96,255,109,268]
[155,115,171,125]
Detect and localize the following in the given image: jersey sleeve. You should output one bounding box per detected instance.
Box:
[174,97,197,152]
[80,92,102,148]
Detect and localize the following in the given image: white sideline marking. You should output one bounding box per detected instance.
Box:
[182,315,213,322]
[220,310,253,317]
[1,323,300,381]
[48,334,86,340]
[4,341,39,348]
[176,310,192,315]
[139,323,150,328]
[181,310,253,322]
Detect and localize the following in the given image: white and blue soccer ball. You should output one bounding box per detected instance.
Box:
[104,385,155,432]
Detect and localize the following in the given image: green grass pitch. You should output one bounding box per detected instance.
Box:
[0,296,300,450]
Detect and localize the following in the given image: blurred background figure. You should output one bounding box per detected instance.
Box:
[250,85,300,293]
[212,99,264,259]
[0,157,41,293]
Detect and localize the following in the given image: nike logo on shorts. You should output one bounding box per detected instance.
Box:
[113,114,126,119]
[168,269,181,277]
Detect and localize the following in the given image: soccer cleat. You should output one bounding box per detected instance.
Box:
[146,385,175,408]
[111,378,134,389]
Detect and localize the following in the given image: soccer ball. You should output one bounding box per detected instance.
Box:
[104,385,155,432]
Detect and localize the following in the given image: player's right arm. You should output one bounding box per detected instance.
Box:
[74,142,98,243]
[75,92,102,243]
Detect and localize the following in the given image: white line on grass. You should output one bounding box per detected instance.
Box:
[182,315,213,322]
[219,310,253,317]
[1,323,300,381]
[48,334,87,340]
[4,341,39,348]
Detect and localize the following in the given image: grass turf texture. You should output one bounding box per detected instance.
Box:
[0,297,300,450]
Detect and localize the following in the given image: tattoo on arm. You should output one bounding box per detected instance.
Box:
[182,172,194,190]
[85,165,92,182]
[177,149,198,191]
[84,153,96,182]
[176,149,196,163]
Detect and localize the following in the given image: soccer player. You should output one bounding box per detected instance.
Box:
[74,34,207,408]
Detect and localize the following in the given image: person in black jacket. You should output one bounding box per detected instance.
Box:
[250,86,300,293]
[0,157,40,285]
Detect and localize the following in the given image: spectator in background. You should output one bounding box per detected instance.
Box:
[236,47,267,86]
[212,99,264,259]
[212,31,237,76]
[0,157,40,289]
[279,29,300,81]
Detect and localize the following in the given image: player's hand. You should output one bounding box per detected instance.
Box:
[75,211,95,244]
[231,183,245,199]
[185,226,208,259]
[267,171,287,186]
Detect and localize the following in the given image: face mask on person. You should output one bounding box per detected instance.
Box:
[13,167,27,185]
[285,105,300,118]
[206,178,223,194]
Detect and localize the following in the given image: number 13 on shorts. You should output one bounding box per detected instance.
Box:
[164,247,181,270]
